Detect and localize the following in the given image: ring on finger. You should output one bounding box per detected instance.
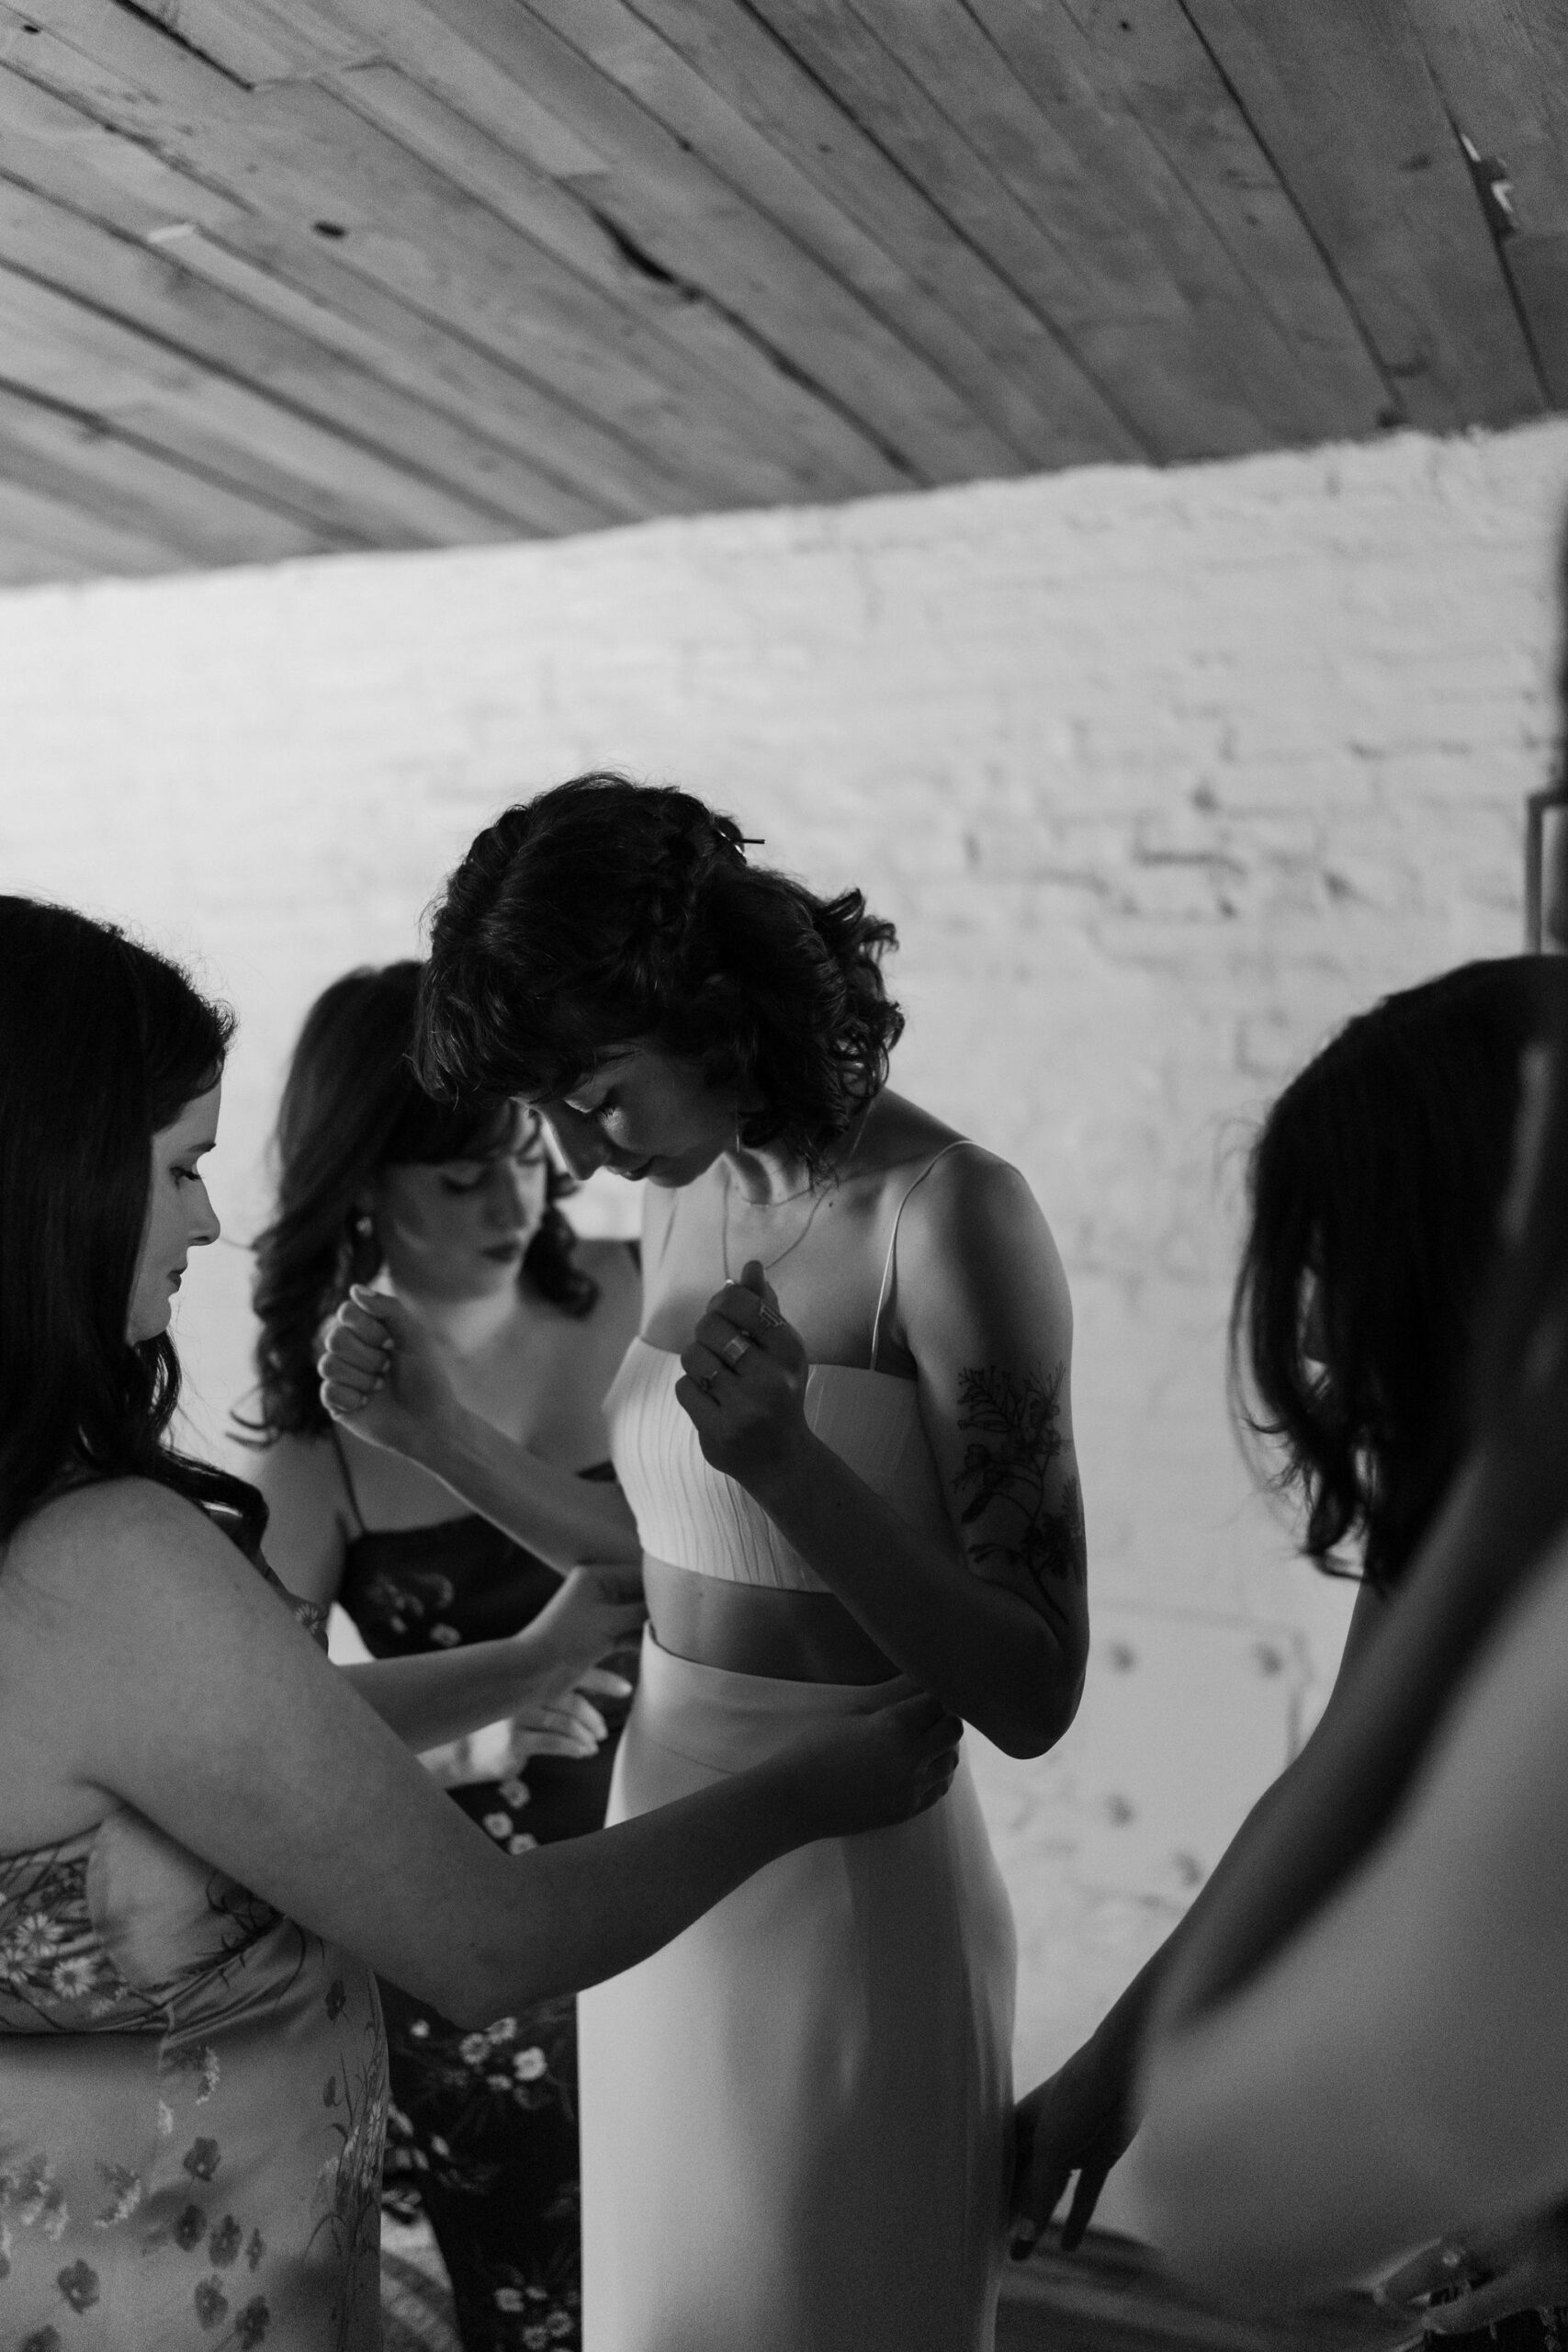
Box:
[753,1301,784,1331]
[719,1332,751,1368]
[694,1371,718,1396]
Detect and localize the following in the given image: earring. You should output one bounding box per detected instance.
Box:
[353,1212,374,1241]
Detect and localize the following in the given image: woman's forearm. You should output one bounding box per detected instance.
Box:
[445,1758,821,2025]
[341,1617,576,1751]
[750,1431,1077,1755]
[1151,1448,1550,2039]
[412,1407,641,1572]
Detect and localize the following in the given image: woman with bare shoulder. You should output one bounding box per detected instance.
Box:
[248,962,646,2352]
[0,897,959,2352]
[318,775,1090,2352]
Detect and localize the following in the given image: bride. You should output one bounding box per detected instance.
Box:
[321,774,1089,2352]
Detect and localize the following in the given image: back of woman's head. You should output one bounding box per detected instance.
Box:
[417,773,904,1172]
[250,960,593,1439]
[1231,956,1568,1589]
[0,897,262,1547]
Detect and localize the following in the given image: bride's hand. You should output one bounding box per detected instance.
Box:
[676,1261,811,1490]
[317,1285,461,1464]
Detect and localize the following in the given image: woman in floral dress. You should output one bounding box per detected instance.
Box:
[0,896,963,2352]
[249,964,642,2352]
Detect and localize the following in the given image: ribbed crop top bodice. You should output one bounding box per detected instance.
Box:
[604,1139,975,1593]
[604,1344,948,1592]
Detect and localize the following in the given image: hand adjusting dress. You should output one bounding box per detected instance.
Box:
[332,1439,633,2352]
[578,1148,1017,2352]
[0,1534,385,2352]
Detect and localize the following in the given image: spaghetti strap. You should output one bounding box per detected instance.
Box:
[869,1138,982,1370]
[326,1421,368,1538]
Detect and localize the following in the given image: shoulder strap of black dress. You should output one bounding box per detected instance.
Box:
[325,1421,368,1538]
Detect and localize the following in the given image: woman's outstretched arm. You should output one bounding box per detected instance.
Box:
[318,1285,641,1571]
[1010,1578,1387,2255]
[1127,1520,1568,2305]
[9,1478,958,2030]
[679,1150,1089,1758]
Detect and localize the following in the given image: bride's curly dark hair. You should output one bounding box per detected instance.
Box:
[248,961,596,1442]
[416,774,904,1176]
[1229,955,1568,1591]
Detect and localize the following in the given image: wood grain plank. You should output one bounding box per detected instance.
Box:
[0,380,343,562]
[129,0,377,85]
[1400,0,1568,232]
[11,4,881,511]
[3,0,923,501]
[309,0,1128,475]
[0,61,699,523]
[0,266,514,546]
[0,514,98,585]
[1401,0,1568,411]
[209,78,861,506]
[0,54,238,232]
[331,61,916,493]
[0,175,608,536]
[1175,0,1545,428]
[0,469,188,573]
[974,0,1393,433]
[488,0,1132,469]
[750,0,1375,460]
[1506,232,1568,408]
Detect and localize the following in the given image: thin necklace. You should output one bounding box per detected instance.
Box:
[720,1108,871,1280]
[721,1161,832,1280]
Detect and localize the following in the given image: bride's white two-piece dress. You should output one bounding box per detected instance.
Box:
[578,1145,1018,2352]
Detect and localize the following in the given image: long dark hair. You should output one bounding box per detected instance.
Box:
[415,774,904,1175]
[249,961,597,1440]
[1230,955,1568,1590]
[0,897,265,1551]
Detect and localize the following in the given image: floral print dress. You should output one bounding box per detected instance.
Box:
[0,1574,385,2352]
[333,1453,632,2352]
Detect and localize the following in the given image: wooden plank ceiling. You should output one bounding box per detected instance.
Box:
[0,0,1563,585]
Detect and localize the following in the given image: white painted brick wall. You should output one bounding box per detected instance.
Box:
[4,418,1566,2227]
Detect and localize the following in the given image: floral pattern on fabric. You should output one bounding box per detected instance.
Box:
[0,1560,386,2350]
[336,1507,630,2352]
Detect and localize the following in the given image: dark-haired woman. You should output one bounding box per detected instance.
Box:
[249,964,643,2352]
[319,775,1090,2352]
[0,897,962,2352]
[1012,953,1568,2351]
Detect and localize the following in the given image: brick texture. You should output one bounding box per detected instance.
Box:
[3,419,1566,2223]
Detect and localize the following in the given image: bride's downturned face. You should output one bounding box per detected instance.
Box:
[537,1044,742,1190]
[129,1082,223,1344]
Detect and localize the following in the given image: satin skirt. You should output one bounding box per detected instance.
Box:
[578,1628,1017,2352]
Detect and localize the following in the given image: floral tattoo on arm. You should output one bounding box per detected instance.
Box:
[952,1362,1087,1597]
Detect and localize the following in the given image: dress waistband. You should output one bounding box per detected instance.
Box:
[629,1625,916,1770]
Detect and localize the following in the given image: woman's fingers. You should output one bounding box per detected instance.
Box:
[1424,2270,1539,2335]
[339,1291,399,1349]
[576,1667,635,1700]
[320,1378,373,1420]
[319,1329,388,1381]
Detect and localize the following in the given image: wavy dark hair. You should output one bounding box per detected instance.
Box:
[415,774,904,1174]
[248,961,597,1440]
[1229,955,1568,1591]
[0,897,265,1551]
